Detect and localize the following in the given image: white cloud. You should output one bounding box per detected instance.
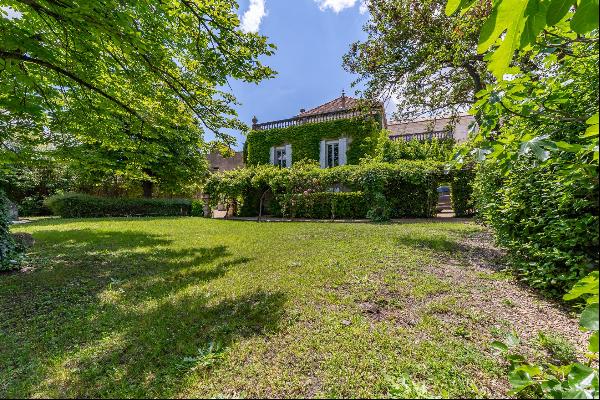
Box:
[359,1,369,14]
[240,0,267,33]
[314,0,369,14]
[314,0,358,13]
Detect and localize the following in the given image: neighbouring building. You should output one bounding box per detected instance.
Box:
[246,91,386,168]
[207,151,245,172]
[387,115,476,143]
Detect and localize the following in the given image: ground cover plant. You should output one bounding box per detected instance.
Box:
[1,217,591,398]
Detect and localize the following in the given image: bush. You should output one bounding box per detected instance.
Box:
[290,191,368,219]
[203,161,444,220]
[474,158,599,297]
[191,200,204,217]
[45,193,192,218]
[375,137,455,163]
[0,190,21,272]
[451,167,475,217]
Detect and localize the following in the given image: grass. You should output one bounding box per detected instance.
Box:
[2,217,513,398]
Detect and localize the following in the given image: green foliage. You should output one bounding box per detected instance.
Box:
[191,200,205,217]
[473,158,598,297]
[375,137,456,163]
[451,167,475,217]
[1,0,275,195]
[447,0,599,79]
[203,161,444,220]
[289,191,368,219]
[344,0,490,120]
[246,117,382,166]
[0,190,20,272]
[44,193,191,218]
[492,272,599,398]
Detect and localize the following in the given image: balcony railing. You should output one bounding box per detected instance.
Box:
[389,130,454,142]
[252,108,378,131]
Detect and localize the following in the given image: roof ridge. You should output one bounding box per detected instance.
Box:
[299,95,358,116]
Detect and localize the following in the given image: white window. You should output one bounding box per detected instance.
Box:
[270,144,292,168]
[319,138,348,168]
[326,141,340,168]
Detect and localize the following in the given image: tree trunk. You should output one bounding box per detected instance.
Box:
[142,180,153,198]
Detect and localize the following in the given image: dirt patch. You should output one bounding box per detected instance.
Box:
[427,230,590,360]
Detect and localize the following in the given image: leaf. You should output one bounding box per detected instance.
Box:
[546,0,575,25]
[579,303,599,331]
[478,0,531,79]
[570,0,600,34]
[582,113,599,138]
[567,363,597,388]
[470,147,492,161]
[588,331,599,353]
[445,0,476,16]
[519,135,557,161]
[491,340,509,352]
[564,271,599,301]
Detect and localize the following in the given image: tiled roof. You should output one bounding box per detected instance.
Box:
[297,95,362,117]
[387,115,474,136]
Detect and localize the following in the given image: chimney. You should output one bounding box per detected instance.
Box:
[341,89,346,108]
[300,108,306,113]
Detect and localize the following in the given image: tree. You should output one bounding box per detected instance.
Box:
[343,0,491,120]
[0,0,276,196]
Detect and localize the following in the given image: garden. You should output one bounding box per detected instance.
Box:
[1,0,598,398]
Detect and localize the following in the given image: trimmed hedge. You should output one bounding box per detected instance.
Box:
[203,161,444,220]
[451,167,476,217]
[474,159,599,297]
[246,116,382,166]
[290,191,368,219]
[45,193,192,218]
[0,190,20,271]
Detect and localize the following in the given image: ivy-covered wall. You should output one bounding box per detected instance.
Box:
[245,116,382,166]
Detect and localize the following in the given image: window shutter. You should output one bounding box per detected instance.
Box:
[269,147,275,165]
[285,144,292,167]
[339,137,348,166]
[319,140,326,168]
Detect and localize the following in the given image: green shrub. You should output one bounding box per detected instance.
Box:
[451,167,475,217]
[366,192,391,222]
[290,191,368,219]
[375,137,455,163]
[45,193,192,218]
[473,158,599,296]
[0,190,21,272]
[203,161,444,220]
[191,200,204,217]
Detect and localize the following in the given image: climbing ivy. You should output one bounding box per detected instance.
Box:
[246,116,382,166]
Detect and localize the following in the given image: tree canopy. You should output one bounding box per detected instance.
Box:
[0,0,276,195]
[343,0,491,120]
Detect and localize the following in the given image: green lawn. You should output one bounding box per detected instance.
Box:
[1,218,583,398]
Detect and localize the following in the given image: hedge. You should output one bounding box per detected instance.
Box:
[203,161,444,220]
[451,167,476,217]
[0,190,20,271]
[289,191,368,219]
[45,193,192,218]
[246,116,382,166]
[474,159,599,297]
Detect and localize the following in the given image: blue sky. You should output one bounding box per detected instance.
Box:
[221,0,374,150]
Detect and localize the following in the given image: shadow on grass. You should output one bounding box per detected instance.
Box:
[0,229,285,398]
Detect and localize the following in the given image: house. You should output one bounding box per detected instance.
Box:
[387,115,476,143]
[207,151,245,172]
[246,91,386,168]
